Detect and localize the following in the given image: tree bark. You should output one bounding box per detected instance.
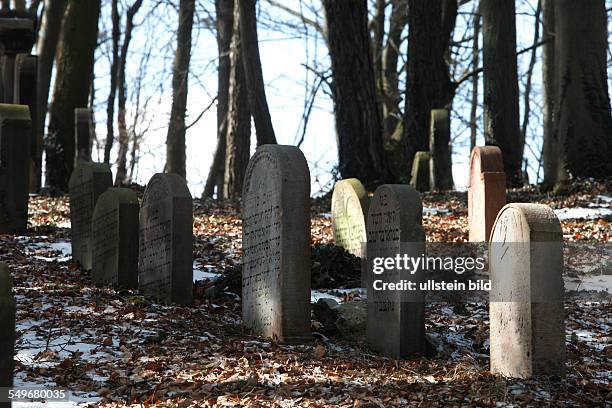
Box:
[104,0,120,165]
[165,0,195,179]
[238,0,276,146]
[541,0,556,186]
[470,8,480,152]
[223,0,250,199]
[204,0,233,198]
[481,0,522,187]
[323,0,391,188]
[45,0,100,191]
[552,0,611,180]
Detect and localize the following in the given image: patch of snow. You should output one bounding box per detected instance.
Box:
[192,261,222,282]
[565,275,612,292]
[554,207,612,221]
[55,220,71,228]
[310,290,343,303]
[423,207,451,216]
[319,212,332,219]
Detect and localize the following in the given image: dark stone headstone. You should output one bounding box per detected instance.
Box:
[0,263,15,404]
[366,185,425,358]
[138,173,193,305]
[0,17,35,55]
[0,103,30,233]
[13,53,37,192]
[409,151,431,192]
[74,108,92,165]
[68,162,112,269]
[242,145,311,343]
[91,188,139,289]
[429,109,453,190]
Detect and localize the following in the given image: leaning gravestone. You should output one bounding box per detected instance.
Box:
[242,145,311,343]
[0,103,30,233]
[74,108,92,165]
[68,162,112,269]
[138,173,193,305]
[13,54,38,192]
[0,263,15,405]
[331,178,369,258]
[366,185,425,358]
[468,146,506,242]
[91,188,139,289]
[489,203,565,378]
[409,151,431,192]
[429,109,453,190]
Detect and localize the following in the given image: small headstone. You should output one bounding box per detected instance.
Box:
[429,109,453,190]
[242,145,311,343]
[0,55,14,103]
[68,162,112,269]
[74,108,92,165]
[468,146,506,242]
[366,185,425,358]
[0,263,15,400]
[138,173,193,305]
[331,178,369,258]
[489,203,565,378]
[409,151,430,192]
[0,17,35,55]
[13,54,37,192]
[0,103,30,233]
[91,188,139,289]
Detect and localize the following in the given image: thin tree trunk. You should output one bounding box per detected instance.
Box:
[470,8,480,152]
[541,0,556,186]
[481,0,522,187]
[104,0,120,165]
[46,0,101,191]
[165,0,195,179]
[323,0,391,188]
[204,0,233,198]
[238,0,276,145]
[372,0,385,92]
[223,0,250,199]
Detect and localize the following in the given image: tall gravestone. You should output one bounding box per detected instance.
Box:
[409,151,430,192]
[429,109,453,190]
[138,173,193,305]
[0,103,30,233]
[0,263,15,407]
[489,203,565,378]
[92,188,139,289]
[69,162,112,269]
[242,145,311,343]
[468,146,506,242]
[366,185,425,358]
[331,178,369,258]
[13,53,37,192]
[74,108,92,165]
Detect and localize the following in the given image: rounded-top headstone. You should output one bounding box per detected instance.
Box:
[242,144,311,343]
[138,173,193,305]
[0,262,15,392]
[489,203,564,378]
[331,178,369,258]
[410,151,431,192]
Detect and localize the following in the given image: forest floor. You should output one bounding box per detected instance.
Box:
[0,179,610,407]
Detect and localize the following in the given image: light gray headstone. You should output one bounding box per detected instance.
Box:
[242,145,311,343]
[0,263,15,399]
[92,188,139,289]
[138,173,193,305]
[331,178,369,258]
[68,162,112,269]
[489,203,565,378]
[366,184,425,358]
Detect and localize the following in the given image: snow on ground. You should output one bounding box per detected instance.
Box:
[554,207,612,221]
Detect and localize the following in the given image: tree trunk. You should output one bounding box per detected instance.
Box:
[104,0,120,165]
[165,0,195,179]
[403,0,456,182]
[238,0,276,146]
[470,8,480,152]
[541,0,556,186]
[322,0,391,188]
[481,0,522,187]
[115,0,143,186]
[552,0,611,180]
[204,0,233,198]
[46,0,100,191]
[223,0,250,199]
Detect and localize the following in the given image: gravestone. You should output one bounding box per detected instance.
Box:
[138,173,193,305]
[366,185,425,358]
[74,108,92,165]
[0,103,30,233]
[13,54,37,192]
[331,178,369,258]
[429,109,453,190]
[409,151,430,192]
[242,145,311,343]
[92,188,139,289]
[468,146,506,242]
[489,203,565,378]
[0,263,15,405]
[68,162,112,269]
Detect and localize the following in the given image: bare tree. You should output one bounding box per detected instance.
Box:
[541,0,556,186]
[104,0,121,165]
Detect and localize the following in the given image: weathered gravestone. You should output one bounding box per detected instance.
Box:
[331,178,369,258]
[92,188,139,289]
[429,109,453,190]
[489,203,565,378]
[0,263,15,406]
[13,53,37,192]
[468,146,506,242]
[367,185,425,358]
[74,108,92,165]
[138,173,193,305]
[242,145,311,343]
[409,151,430,192]
[69,162,112,269]
[0,103,30,233]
